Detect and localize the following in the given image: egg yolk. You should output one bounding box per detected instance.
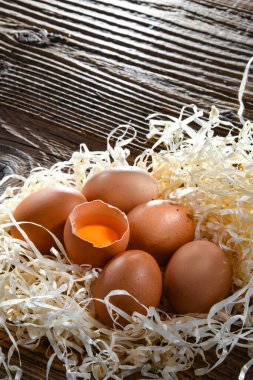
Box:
[76,224,119,247]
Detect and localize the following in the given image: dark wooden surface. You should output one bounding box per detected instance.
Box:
[0,1,253,379]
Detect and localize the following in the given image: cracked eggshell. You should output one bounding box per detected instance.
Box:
[64,200,130,268]
[127,200,195,266]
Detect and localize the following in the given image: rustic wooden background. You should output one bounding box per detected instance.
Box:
[0,0,253,379]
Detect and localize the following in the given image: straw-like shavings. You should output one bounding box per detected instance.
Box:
[0,58,252,380]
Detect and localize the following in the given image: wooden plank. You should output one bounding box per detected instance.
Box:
[0,0,252,135]
[0,0,253,379]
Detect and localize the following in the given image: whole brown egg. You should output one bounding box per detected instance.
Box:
[11,186,86,254]
[127,200,195,266]
[92,250,162,327]
[163,240,232,314]
[82,166,159,213]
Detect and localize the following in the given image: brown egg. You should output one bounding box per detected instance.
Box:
[64,200,129,268]
[127,200,195,266]
[11,186,86,253]
[82,166,159,213]
[92,249,162,327]
[163,240,232,314]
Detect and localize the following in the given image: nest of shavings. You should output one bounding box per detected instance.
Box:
[0,57,252,380]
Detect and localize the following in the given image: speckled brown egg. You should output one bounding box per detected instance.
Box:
[163,240,232,314]
[92,249,162,327]
[127,200,195,266]
[82,166,159,213]
[11,186,86,254]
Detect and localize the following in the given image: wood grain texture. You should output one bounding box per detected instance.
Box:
[0,0,253,379]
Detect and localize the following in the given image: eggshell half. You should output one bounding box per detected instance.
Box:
[64,200,130,267]
[163,240,232,314]
[92,249,162,327]
[127,200,195,265]
[11,186,86,253]
[82,166,159,213]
